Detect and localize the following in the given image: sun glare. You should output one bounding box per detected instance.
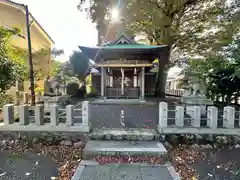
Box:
[111,8,119,21]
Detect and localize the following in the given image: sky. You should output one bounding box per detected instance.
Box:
[15,0,98,61]
[14,0,181,76]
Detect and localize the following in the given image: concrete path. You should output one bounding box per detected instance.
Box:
[73,162,179,180]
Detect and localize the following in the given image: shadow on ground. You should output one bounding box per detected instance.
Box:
[0,151,58,180]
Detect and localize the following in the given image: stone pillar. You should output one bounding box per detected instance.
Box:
[66,105,74,126]
[23,92,28,104]
[207,106,218,129]
[50,104,59,126]
[36,91,41,103]
[15,90,20,106]
[192,106,201,127]
[223,106,235,128]
[82,101,89,126]
[35,104,44,125]
[3,104,14,125]
[101,67,105,99]
[19,105,29,125]
[159,102,168,127]
[141,67,145,100]
[175,106,184,127]
[133,68,137,87]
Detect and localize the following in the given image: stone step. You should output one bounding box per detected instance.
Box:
[83,140,168,160]
[90,128,161,141]
[72,160,180,180]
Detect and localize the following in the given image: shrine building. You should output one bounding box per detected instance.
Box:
[79,34,169,100]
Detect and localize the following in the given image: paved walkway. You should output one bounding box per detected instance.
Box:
[0,151,58,180]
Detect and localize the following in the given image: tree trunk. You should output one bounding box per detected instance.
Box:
[154,45,171,98]
[154,67,168,97]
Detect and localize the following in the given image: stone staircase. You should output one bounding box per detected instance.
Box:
[72,128,181,180]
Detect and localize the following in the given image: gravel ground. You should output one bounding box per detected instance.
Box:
[170,146,240,180]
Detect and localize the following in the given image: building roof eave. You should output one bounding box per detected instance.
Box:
[0,0,55,45]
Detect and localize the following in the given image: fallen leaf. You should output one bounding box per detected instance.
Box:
[0,172,6,176]
[208,173,213,177]
[25,172,31,176]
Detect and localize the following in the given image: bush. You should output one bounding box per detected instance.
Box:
[0,93,14,108]
[66,82,79,96]
[76,87,86,98]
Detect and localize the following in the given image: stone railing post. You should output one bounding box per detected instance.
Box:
[223,106,235,128]
[192,106,201,128]
[3,104,14,125]
[66,105,74,126]
[15,90,20,105]
[36,92,41,103]
[23,92,28,104]
[19,105,29,125]
[207,106,218,129]
[82,101,89,126]
[159,102,168,127]
[35,104,44,125]
[50,104,59,126]
[175,106,184,127]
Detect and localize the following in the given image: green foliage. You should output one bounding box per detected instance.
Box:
[184,35,240,104]
[69,51,90,79]
[66,82,79,96]
[0,93,13,108]
[79,0,239,57]
[50,60,62,77]
[0,26,26,93]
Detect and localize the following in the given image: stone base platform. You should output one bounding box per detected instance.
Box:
[72,161,180,180]
[83,140,167,160]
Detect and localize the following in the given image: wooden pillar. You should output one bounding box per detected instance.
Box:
[141,67,145,100]
[133,68,137,87]
[101,67,105,99]
[110,68,113,87]
[121,68,124,95]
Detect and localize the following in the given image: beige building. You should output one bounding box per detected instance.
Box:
[0,0,54,51]
[0,0,54,79]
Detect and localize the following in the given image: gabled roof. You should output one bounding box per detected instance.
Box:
[0,0,54,45]
[105,33,136,45]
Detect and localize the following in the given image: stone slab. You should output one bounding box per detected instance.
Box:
[83,140,167,159]
[90,128,158,141]
[157,126,240,135]
[0,123,89,133]
[72,162,180,180]
[91,99,156,105]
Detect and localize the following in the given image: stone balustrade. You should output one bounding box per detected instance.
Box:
[158,102,240,135]
[1,100,240,135]
[1,101,90,133]
[165,89,184,97]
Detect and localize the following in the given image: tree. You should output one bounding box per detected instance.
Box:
[0,26,25,93]
[78,0,240,97]
[181,35,240,104]
[69,51,90,80]
[50,60,63,77]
